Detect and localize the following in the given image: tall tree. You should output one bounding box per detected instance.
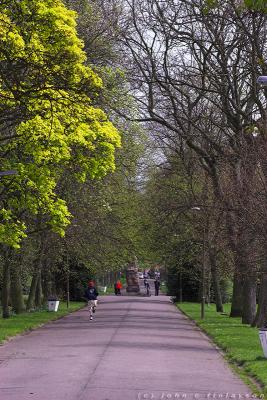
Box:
[0,0,120,248]
[0,0,121,317]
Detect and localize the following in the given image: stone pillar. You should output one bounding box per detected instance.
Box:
[126,260,140,293]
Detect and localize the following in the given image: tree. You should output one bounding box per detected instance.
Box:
[0,0,121,317]
[120,0,267,324]
[0,0,120,248]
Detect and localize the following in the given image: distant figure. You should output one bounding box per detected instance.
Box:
[114,282,118,295]
[115,280,123,295]
[144,279,151,296]
[154,279,160,296]
[84,280,99,320]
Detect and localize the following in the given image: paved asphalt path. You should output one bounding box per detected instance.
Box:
[0,294,254,400]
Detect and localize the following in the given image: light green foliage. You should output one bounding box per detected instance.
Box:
[59,121,148,274]
[0,0,120,247]
[244,0,267,11]
[204,0,267,11]
[141,157,202,263]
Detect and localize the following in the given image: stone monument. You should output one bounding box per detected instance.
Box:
[126,259,140,293]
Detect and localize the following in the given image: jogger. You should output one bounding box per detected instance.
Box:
[88,300,98,319]
[84,280,99,320]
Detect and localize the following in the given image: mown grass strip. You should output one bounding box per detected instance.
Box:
[177,303,267,395]
[0,301,85,344]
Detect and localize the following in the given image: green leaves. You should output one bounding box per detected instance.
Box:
[244,0,267,11]
[203,0,267,12]
[0,0,120,247]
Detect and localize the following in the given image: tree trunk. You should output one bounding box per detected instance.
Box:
[230,271,243,317]
[27,233,46,310]
[42,260,52,305]
[179,272,183,303]
[27,270,40,310]
[35,271,42,308]
[253,273,267,328]
[2,257,10,318]
[242,273,257,324]
[10,260,25,314]
[209,247,223,312]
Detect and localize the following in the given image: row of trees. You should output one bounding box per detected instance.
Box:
[1,0,267,329]
[118,0,267,327]
[0,0,146,317]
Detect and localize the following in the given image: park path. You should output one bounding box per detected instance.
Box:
[0,295,254,400]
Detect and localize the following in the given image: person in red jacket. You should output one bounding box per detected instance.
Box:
[115,280,122,295]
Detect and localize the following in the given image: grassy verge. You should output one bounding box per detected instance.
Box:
[0,301,84,344]
[160,281,167,294]
[178,303,267,395]
[98,277,126,295]
[99,286,115,295]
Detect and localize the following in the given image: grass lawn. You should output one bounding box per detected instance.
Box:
[178,303,267,394]
[100,286,116,295]
[99,276,126,295]
[0,301,85,344]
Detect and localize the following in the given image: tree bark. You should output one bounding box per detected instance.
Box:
[10,259,25,314]
[26,233,46,310]
[253,272,267,328]
[35,271,42,308]
[230,271,243,317]
[242,273,257,324]
[208,247,223,312]
[42,259,52,305]
[2,256,11,318]
[27,269,40,310]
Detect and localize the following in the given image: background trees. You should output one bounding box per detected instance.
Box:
[0,0,122,317]
[1,0,267,330]
[119,0,267,326]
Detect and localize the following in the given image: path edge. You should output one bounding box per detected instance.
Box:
[176,304,265,397]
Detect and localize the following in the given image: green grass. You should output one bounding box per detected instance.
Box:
[159,281,167,294]
[99,277,126,295]
[178,303,267,394]
[99,285,116,295]
[0,301,85,344]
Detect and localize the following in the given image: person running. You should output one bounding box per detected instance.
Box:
[84,280,99,320]
[154,279,160,296]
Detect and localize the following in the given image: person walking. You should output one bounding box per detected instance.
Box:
[144,278,151,296]
[114,282,118,295]
[115,280,122,295]
[154,279,160,296]
[84,280,99,320]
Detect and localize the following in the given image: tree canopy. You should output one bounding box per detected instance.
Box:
[0,0,120,247]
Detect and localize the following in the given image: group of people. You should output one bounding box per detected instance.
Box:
[84,275,161,321]
[144,278,161,296]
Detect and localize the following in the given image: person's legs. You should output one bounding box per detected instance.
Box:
[88,300,93,320]
[92,300,97,313]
